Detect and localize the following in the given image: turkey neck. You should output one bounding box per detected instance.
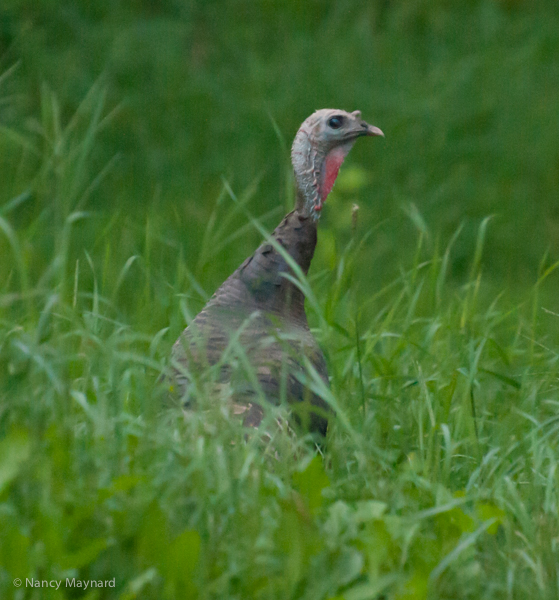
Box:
[291,125,356,220]
[230,125,357,323]
[292,127,327,219]
[238,209,317,324]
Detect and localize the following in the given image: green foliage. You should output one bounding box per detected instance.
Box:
[1,1,559,598]
[1,0,559,297]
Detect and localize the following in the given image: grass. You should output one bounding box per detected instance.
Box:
[2,82,559,600]
[2,1,559,598]
[2,0,559,294]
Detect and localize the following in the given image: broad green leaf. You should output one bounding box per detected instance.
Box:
[0,429,31,495]
[292,455,330,514]
[476,502,506,534]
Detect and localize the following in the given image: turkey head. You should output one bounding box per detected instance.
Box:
[292,109,383,218]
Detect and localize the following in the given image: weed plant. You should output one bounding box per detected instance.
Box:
[1,79,559,600]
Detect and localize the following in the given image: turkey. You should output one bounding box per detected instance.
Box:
[169,109,383,436]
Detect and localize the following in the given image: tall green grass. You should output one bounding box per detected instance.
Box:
[2,81,559,599]
[1,0,559,295]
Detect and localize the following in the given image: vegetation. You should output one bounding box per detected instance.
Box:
[1,1,559,598]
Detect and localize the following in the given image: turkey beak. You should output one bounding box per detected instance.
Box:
[362,122,384,137]
[345,118,384,140]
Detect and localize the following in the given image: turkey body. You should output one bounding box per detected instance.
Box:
[169,109,383,437]
[172,209,330,435]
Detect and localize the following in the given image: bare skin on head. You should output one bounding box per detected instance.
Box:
[169,109,383,437]
[291,109,384,219]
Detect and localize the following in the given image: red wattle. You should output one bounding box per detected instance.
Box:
[320,146,347,202]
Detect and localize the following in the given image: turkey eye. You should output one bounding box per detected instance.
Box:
[328,116,344,129]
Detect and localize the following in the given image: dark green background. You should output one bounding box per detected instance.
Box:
[1,0,559,316]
